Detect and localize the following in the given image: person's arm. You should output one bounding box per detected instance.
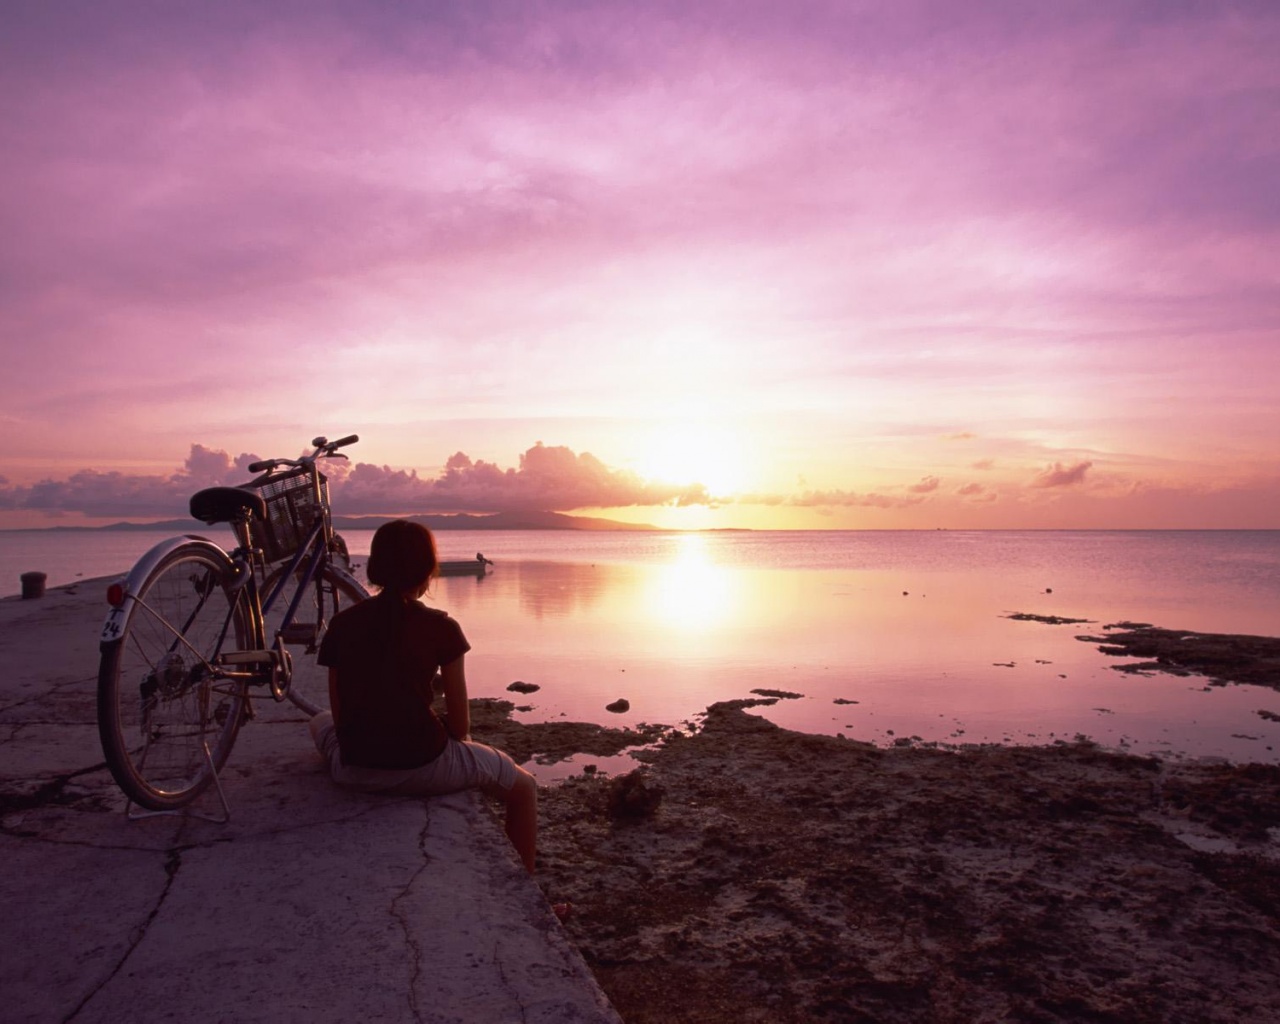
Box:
[441,654,470,741]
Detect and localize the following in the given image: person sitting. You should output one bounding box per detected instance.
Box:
[309,520,537,873]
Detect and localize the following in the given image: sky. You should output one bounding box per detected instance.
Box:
[2,0,1277,530]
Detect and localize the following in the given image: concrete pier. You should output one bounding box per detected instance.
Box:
[0,580,620,1024]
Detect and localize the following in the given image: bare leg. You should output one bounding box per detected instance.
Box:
[503,768,538,874]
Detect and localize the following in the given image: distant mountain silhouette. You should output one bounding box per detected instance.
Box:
[33,510,661,532]
[352,510,661,532]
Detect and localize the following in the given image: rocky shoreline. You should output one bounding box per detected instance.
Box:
[518,704,1280,1023]
[1083,623,1280,691]
[469,624,1280,1023]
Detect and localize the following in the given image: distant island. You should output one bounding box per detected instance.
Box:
[338,510,661,532]
[21,510,663,533]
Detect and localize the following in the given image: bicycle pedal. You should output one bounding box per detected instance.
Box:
[278,623,318,645]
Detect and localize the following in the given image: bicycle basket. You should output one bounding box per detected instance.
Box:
[243,469,328,563]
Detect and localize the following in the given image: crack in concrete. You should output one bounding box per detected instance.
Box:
[0,677,101,722]
[0,826,180,853]
[0,694,75,719]
[204,798,406,842]
[61,846,185,1024]
[0,696,38,718]
[492,939,530,1023]
[1,796,400,851]
[389,806,432,1024]
[0,762,112,816]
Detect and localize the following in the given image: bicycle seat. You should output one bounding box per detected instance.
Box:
[190,487,267,525]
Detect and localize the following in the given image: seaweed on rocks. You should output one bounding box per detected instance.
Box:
[536,704,1280,1024]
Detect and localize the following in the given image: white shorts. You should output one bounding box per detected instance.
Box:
[309,711,519,795]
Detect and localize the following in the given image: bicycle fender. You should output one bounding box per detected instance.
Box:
[99,535,236,646]
[326,563,371,601]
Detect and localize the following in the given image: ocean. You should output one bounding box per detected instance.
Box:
[3,528,1278,765]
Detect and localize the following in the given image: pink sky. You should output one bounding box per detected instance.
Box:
[2,1,1277,529]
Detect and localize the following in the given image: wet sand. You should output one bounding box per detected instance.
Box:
[471,626,1280,1023]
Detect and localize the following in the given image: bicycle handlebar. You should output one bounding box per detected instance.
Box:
[246,434,360,475]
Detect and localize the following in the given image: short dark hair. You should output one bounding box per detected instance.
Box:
[366,520,438,594]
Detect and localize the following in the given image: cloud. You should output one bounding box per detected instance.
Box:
[0,1,1277,526]
[1030,460,1094,488]
[334,443,711,513]
[184,444,261,484]
[786,489,928,510]
[0,441,711,518]
[742,472,943,509]
[0,445,263,517]
[956,481,998,503]
[970,459,995,470]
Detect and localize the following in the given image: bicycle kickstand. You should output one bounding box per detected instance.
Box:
[124,741,232,824]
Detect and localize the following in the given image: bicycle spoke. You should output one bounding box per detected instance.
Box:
[99,435,365,811]
[98,545,247,809]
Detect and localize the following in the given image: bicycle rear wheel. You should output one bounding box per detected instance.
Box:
[262,563,367,716]
[98,543,250,810]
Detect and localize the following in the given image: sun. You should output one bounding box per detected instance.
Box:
[634,424,748,497]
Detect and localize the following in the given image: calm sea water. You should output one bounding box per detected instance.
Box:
[3,528,1278,766]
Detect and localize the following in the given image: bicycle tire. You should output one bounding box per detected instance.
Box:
[328,531,351,570]
[262,563,367,716]
[98,543,250,810]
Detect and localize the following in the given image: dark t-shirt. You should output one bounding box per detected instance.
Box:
[317,593,470,769]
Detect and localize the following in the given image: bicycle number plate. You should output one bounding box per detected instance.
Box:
[101,605,128,644]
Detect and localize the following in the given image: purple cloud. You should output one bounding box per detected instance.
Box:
[956,482,998,504]
[0,442,710,518]
[786,490,928,510]
[1030,461,1093,489]
[332,443,710,514]
[0,1,1276,532]
[0,445,263,518]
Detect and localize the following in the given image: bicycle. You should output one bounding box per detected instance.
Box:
[97,434,369,814]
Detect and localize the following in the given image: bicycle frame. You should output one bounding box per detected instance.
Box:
[100,464,358,697]
[97,432,364,816]
[259,517,328,628]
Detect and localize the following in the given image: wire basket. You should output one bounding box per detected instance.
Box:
[244,469,328,564]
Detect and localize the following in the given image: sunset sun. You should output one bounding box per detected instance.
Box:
[634,425,748,498]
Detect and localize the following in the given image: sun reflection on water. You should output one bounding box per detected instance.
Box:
[644,533,737,633]
[421,531,1280,767]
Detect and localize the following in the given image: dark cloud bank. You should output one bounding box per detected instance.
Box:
[0,442,710,520]
[0,444,1109,523]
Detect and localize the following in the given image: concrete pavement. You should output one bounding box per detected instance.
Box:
[0,580,621,1024]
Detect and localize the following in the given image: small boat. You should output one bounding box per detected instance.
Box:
[438,553,494,578]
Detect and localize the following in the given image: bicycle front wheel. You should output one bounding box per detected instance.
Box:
[98,543,250,810]
[262,563,367,716]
